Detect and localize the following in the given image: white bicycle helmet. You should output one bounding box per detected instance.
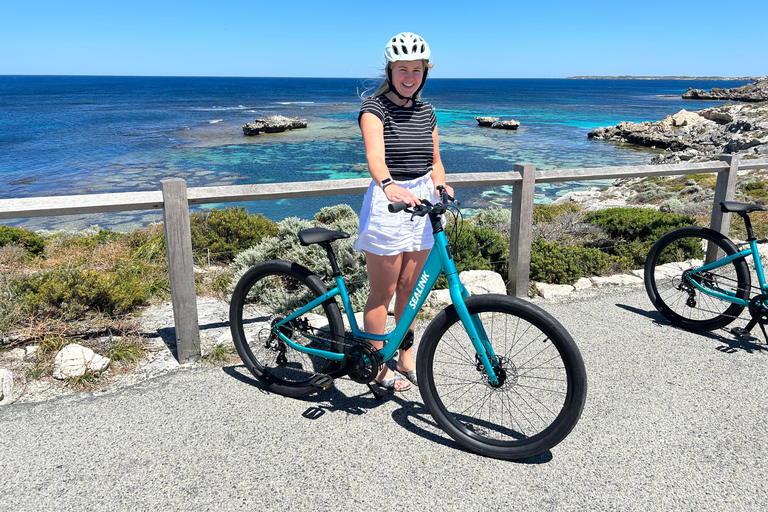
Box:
[385,32,431,63]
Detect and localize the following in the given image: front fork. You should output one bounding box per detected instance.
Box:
[445,272,501,386]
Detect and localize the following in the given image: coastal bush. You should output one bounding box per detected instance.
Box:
[533,203,583,223]
[189,206,278,263]
[19,263,155,319]
[585,208,697,241]
[0,226,45,258]
[584,207,698,269]
[436,221,509,288]
[229,204,369,312]
[529,239,610,285]
[468,207,512,236]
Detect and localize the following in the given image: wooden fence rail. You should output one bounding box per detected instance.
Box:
[2,155,767,363]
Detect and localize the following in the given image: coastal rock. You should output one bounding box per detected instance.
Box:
[535,283,574,300]
[0,369,13,405]
[588,102,768,165]
[492,120,521,130]
[460,270,507,295]
[475,116,499,127]
[682,76,768,102]
[243,115,307,136]
[52,344,111,380]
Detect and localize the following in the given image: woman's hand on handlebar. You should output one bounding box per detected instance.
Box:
[384,184,421,207]
[436,184,455,202]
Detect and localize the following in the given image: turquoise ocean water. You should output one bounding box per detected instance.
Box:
[0,76,748,231]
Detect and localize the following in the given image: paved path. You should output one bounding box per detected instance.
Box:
[1,286,767,511]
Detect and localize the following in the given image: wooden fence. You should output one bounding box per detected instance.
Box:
[2,154,767,363]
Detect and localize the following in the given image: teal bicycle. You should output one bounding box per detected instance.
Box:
[645,201,768,340]
[229,187,587,460]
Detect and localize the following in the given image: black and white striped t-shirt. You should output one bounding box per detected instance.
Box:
[358,95,437,181]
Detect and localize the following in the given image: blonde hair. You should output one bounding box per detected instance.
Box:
[361,60,433,100]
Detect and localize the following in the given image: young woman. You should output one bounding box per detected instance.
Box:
[354,32,453,391]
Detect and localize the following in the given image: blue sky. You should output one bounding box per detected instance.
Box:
[1,0,764,78]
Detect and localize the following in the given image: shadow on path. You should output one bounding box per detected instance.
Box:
[222,364,553,465]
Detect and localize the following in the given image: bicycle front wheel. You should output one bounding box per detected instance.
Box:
[644,226,750,332]
[417,295,587,460]
[229,260,346,398]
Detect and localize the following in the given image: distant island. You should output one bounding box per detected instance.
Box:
[566,75,757,81]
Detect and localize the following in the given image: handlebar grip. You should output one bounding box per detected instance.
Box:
[388,201,408,213]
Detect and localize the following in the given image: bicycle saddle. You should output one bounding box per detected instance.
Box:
[298,227,350,246]
[719,201,767,214]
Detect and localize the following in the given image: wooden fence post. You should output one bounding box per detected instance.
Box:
[706,155,740,263]
[508,163,536,297]
[161,179,201,363]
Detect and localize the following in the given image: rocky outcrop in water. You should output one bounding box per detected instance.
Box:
[588,102,768,164]
[682,76,768,102]
[474,117,520,130]
[243,115,307,136]
[474,116,498,127]
[492,120,520,130]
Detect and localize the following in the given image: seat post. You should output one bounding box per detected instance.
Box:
[740,213,757,241]
[321,243,342,277]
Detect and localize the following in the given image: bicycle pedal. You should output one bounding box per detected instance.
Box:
[309,374,334,390]
[730,327,751,337]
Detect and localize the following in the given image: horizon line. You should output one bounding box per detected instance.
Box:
[0,73,760,81]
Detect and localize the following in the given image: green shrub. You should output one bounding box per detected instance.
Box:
[19,263,155,319]
[0,226,45,257]
[229,204,369,312]
[189,206,278,263]
[583,207,697,269]
[436,221,509,288]
[585,208,696,242]
[530,239,610,285]
[533,203,583,223]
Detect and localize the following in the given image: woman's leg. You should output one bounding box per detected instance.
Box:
[393,249,430,373]
[362,251,409,389]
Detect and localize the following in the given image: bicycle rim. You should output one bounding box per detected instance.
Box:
[229,260,345,397]
[644,226,749,332]
[418,295,587,460]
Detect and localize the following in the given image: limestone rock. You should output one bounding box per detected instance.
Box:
[535,282,574,299]
[682,76,768,102]
[591,274,644,288]
[459,270,507,295]
[474,116,499,127]
[243,115,307,136]
[0,369,13,405]
[52,344,111,380]
[491,120,521,130]
[588,101,768,164]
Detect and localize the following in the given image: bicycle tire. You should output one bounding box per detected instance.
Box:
[229,260,346,397]
[644,226,750,332]
[416,295,587,460]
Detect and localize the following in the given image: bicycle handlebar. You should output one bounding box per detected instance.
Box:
[387,185,459,215]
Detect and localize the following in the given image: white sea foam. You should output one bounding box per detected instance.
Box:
[275,101,315,105]
[209,119,224,124]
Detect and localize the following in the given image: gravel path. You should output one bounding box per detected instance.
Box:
[1,285,766,511]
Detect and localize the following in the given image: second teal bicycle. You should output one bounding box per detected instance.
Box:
[229,188,587,460]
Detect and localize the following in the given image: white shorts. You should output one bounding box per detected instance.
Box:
[353,173,440,256]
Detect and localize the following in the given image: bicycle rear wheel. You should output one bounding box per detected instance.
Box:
[417,295,587,460]
[229,260,346,397]
[644,226,750,332]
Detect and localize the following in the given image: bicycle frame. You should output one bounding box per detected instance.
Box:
[271,214,504,385]
[688,239,768,306]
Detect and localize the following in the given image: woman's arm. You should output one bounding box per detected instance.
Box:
[429,127,454,197]
[360,111,420,206]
